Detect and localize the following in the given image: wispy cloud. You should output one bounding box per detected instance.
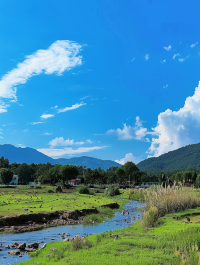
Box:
[43,132,53,135]
[163,45,172,51]
[51,105,58,109]
[160,59,166,63]
[179,58,185,62]
[144,54,149,61]
[40,114,54,119]
[57,102,86,113]
[86,139,92,143]
[191,42,198,48]
[37,146,106,157]
[23,129,28,132]
[0,40,83,112]
[30,122,45,125]
[80,95,90,100]
[163,84,168,88]
[173,53,180,59]
[49,137,84,146]
[94,134,103,136]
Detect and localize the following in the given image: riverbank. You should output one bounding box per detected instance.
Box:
[16,206,200,265]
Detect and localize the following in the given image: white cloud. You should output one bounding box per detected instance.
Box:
[163,45,172,51]
[80,95,90,100]
[0,40,82,112]
[51,105,58,109]
[191,42,198,48]
[115,153,141,165]
[148,81,200,157]
[160,59,166,63]
[107,116,150,141]
[86,139,92,143]
[30,122,45,125]
[130,57,135,62]
[23,129,28,132]
[94,134,103,136]
[57,102,86,113]
[179,58,185,62]
[43,132,52,135]
[37,146,106,157]
[40,114,54,119]
[163,84,168,88]
[144,54,149,61]
[49,137,84,146]
[173,53,180,59]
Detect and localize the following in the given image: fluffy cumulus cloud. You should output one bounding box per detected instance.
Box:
[37,146,106,157]
[0,40,83,112]
[107,116,149,141]
[57,102,86,113]
[148,81,200,157]
[115,153,141,165]
[49,137,84,146]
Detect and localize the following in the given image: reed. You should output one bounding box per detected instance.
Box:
[144,183,200,220]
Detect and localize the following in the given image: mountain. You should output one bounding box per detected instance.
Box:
[137,143,200,175]
[55,156,120,170]
[0,144,120,170]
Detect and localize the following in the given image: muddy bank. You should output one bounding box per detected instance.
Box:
[0,202,119,234]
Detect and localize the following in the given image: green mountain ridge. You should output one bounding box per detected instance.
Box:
[137,142,200,175]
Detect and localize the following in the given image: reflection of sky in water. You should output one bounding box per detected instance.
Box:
[0,200,145,265]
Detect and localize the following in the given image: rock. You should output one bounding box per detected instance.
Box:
[11,242,19,248]
[25,248,34,252]
[8,250,20,255]
[18,243,26,250]
[66,233,70,236]
[19,254,22,257]
[28,242,39,248]
[5,245,10,249]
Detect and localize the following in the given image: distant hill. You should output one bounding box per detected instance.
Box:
[0,144,120,170]
[137,143,200,175]
[55,156,120,170]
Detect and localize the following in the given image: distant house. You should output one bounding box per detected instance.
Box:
[9,174,18,185]
[69,179,81,186]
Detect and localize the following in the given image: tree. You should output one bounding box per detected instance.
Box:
[0,156,9,168]
[116,167,125,185]
[60,165,79,185]
[0,168,13,185]
[49,165,62,185]
[17,163,33,184]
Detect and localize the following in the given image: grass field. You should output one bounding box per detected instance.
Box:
[0,186,121,217]
[15,207,200,265]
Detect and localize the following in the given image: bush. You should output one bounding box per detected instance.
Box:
[78,185,90,194]
[56,186,62,193]
[83,214,102,225]
[48,189,54,193]
[105,185,120,196]
[71,236,93,251]
[63,183,72,189]
[142,206,158,227]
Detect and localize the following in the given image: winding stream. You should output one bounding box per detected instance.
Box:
[0,200,145,265]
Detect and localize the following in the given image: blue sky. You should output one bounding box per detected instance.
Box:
[0,0,200,164]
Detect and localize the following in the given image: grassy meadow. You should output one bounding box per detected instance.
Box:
[0,185,121,217]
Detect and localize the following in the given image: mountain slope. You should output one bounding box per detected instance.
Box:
[137,143,200,174]
[55,156,120,170]
[0,144,120,170]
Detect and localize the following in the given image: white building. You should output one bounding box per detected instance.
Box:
[9,174,18,185]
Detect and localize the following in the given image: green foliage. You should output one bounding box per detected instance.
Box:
[78,185,90,194]
[138,142,200,176]
[142,206,158,227]
[105,185,120,196]
[0,156,9,168]
[60,164,79,184]
[195,176,200,187]
[0,168,13,185]
[47,189,54,193]
[83,214,102,225]
[71,236,93,251]
[55,185,62,193]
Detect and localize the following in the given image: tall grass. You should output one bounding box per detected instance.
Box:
[144,184,200,221]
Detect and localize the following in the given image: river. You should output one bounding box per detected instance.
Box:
[0,200,145,265]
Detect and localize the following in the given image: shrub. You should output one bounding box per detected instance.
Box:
[71,236,93,251]
[56,186,62,193]
[48,189,54,193]
[78,185,90,194]
[105,185,120,196]
[142,206,158,227]
[83,214,102,225]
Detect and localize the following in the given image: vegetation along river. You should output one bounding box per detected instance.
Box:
[0,199,145,265]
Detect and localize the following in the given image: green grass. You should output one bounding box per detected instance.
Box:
[0,186,119,217]
[15,208,200,265]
